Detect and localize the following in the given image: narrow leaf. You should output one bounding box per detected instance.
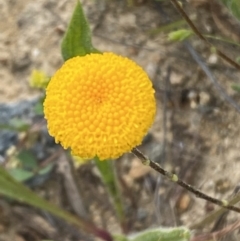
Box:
[232,84,240,92]
[33,96,45,115]
[8,168,34,182]
[230,0,240,21]
[220,0,240,22]
[38,163,54,175]
[0,118,30,132]
[61,0,100,61]
[0,165,97,235]
[17,150,38,169]
[34,100,44,115]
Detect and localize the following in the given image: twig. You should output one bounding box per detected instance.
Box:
[37,148,62,170]
[190,185,240,229]
[170,0,240,71]
[132,148,240,213]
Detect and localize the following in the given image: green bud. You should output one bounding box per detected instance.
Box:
[168,29,193,42]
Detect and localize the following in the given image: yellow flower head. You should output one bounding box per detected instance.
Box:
[44,52,156,160]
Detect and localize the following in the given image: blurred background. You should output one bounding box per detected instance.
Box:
[1,0,240,240]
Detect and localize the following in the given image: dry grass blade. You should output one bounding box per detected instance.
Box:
[190,185,240,229]
[190,220,240,241]
[184,41,240,114]
[57,152,88,219]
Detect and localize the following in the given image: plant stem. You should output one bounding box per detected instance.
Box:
[204,35,240,48]
[94,158,126,231]
[190,192,240,229]
[132,148,240,214]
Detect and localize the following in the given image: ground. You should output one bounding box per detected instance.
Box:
[0,0,240,241]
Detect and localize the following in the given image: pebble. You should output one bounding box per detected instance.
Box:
[170,72,184,85]
[207,54,218,65]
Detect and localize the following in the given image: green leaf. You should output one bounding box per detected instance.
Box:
[236,56,240,63]
[61,0,100,61]
[230,1,240,21]
[149,19,186,36]
[220,0,240,21]
[0,118,30,132]
[168,29,193,42]
[0,165,95,234]
[34,101,44,115]
[128,227,191,241]
[10,118,30,131]
[38,163,54,175]
[221,0,229,4]
[113,234,129,241]
[8,168,34,182]
[232,84,240,92]
[9,150,53,182]
[113,227,191,241]
[17,150,38,169]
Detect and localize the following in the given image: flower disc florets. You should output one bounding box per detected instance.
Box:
[44,52,156,160]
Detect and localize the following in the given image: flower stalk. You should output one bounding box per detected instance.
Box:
[94,157,126,230]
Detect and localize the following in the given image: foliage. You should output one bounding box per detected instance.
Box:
[8,149,53,182]
[0,1,191,240]
[232,84,240,92]
[5,0,240,240]
[168,29,193,41]
[114,227,190,241]
[0,165,92,232]
[220,0,240,21]
[61,0,100,61]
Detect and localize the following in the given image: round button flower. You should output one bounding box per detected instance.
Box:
[44,52,156,160]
